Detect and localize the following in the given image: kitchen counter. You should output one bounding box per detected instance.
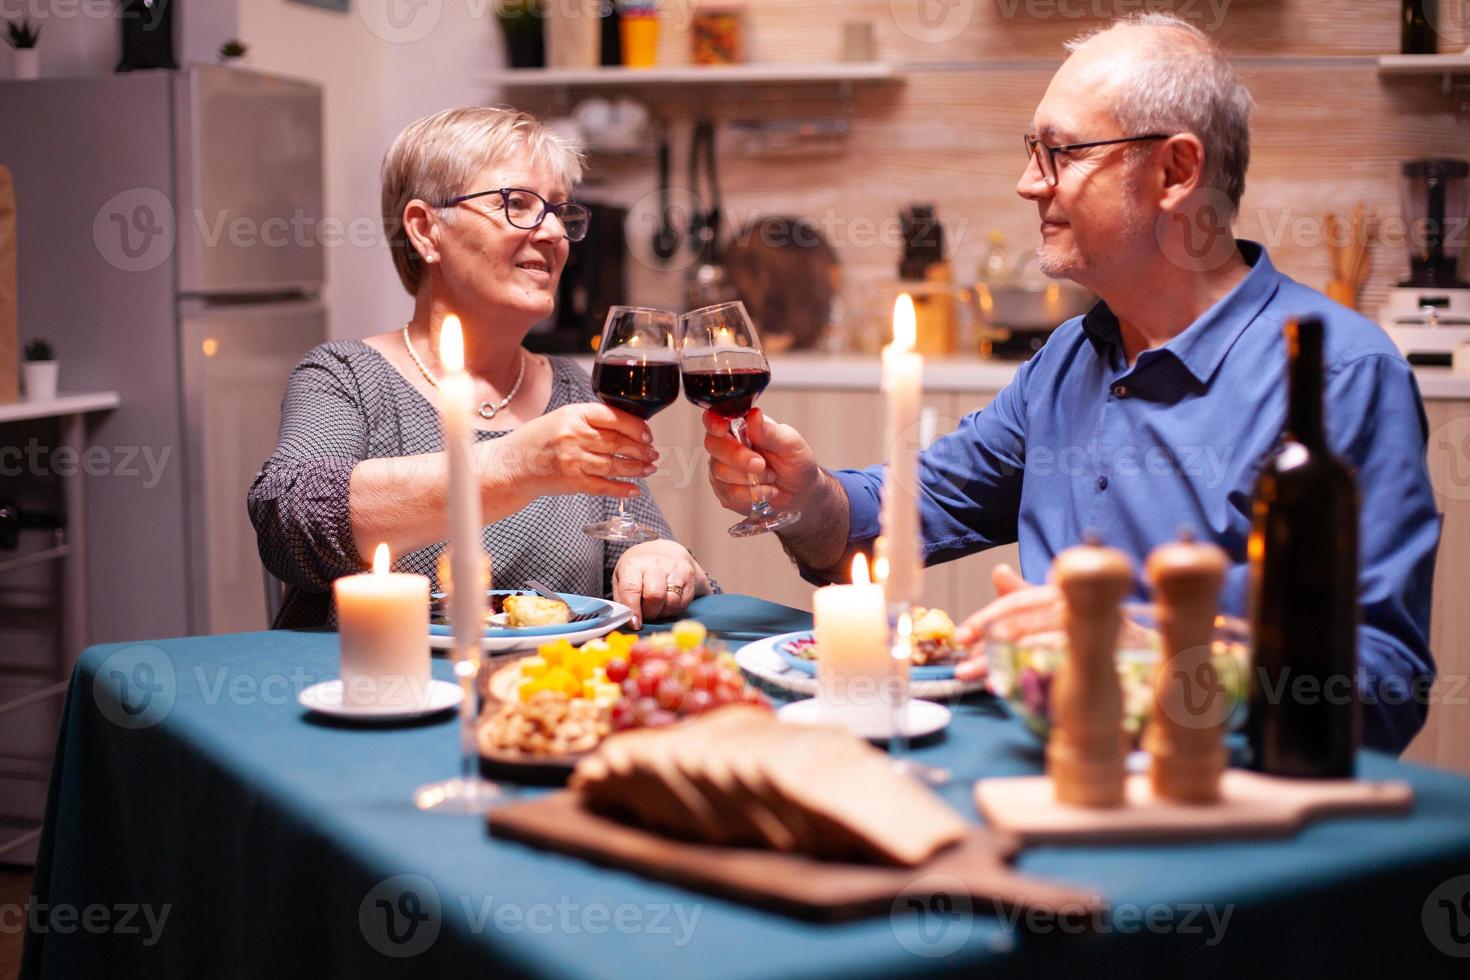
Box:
[580,353,1470,400]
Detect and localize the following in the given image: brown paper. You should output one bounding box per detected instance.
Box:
[0,166,17,404]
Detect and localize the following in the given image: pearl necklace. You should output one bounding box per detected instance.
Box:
[402,325,526,421]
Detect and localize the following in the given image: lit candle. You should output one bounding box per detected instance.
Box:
[438,315,489,655]
[813,553,891,731]
[334,543,430,707]
[880,293,924,607]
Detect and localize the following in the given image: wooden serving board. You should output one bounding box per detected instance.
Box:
[975,771,1414,846]
[488,790,1102,923]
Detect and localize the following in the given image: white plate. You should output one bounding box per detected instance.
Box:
[429,600,634,653]
[778,697,952,742]
[298,678,463,720]
[734,632,988,702]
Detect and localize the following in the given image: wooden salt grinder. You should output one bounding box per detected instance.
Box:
[1049,543,1134,808]
[1143,536,1230,803]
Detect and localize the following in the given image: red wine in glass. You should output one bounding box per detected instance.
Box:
[592,359,681,419]
[677,301,800,537]
[682,366,770,419]
[584,306,679,543]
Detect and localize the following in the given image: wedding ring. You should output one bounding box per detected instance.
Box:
[665,584,684,597]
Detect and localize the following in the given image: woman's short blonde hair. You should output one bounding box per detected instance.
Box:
[381,106,585,295]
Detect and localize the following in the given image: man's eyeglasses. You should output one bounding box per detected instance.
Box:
[437,187,591,242]
[1022,133,1171,186]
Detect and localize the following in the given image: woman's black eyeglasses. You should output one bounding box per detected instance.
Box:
[1023,133,1171,186]
[437,187,591,242]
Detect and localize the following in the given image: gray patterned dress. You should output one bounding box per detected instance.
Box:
[248,340,677,629]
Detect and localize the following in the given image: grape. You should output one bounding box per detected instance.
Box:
[657,676,685,712]
[686,690,712,715]
[605,657,629,683]
[641,657,670,680]
[636,672,660,698]
[635,696,660,720]
[646,709,678,728]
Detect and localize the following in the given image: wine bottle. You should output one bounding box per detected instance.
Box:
[1401,1,1437,55]
[1247,316,1360,778]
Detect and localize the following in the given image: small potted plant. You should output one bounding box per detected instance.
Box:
[5,18,40,80]
[22,338,57,401]
[218,39,248,66]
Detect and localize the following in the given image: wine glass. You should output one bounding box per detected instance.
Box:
[678,301,800,537]
[583,306,680,543]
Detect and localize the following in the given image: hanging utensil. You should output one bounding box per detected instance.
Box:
[651,120,679,261]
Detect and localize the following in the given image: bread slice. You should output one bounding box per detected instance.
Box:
[758,728,968,866]
[504,595,571,627]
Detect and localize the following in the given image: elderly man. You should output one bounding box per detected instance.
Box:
[702,12,1440,753]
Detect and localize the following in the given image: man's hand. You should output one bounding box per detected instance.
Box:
[953,564,1060,682]
[612,539,711,630]
[702,408,822,517]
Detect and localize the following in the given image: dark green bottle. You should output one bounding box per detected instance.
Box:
[1247,316,1360,777]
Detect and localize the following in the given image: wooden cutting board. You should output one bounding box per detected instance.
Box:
[975,770,1414,846]
[488,790,1102,923]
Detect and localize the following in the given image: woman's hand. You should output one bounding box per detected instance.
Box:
[612,539,711,630]
[481,402,658,510]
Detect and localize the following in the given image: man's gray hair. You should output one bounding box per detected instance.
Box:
[1067,12,1254,220]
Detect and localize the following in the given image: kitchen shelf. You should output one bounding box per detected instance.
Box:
[1377,53,1470,93]
[0,544,69,577]
[0,391,120,424]
[486,61,903,92]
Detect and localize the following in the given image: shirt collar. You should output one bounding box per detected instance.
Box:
[1080,240,1281,385]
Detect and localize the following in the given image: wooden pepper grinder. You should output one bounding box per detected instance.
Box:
[1143,534,1230,803]
[1049,541,1134,808]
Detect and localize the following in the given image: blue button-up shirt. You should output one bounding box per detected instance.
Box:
[831,242,1441,753]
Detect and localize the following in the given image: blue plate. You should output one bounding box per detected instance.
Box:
[430,590,615,639]
[775,632,958,681]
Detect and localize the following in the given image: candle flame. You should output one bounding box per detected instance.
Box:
[851,552,871,585]
[372,542,390,575]
[892,294,916,353]
[439,314,464,373]
[892,610,913,662]
[873,554,889,585]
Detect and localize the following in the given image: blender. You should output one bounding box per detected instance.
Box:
[1380,158,1470,366]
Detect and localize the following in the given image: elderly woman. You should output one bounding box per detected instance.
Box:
[249,106,712,629]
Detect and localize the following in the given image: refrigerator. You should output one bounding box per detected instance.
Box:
[0,66,327,641]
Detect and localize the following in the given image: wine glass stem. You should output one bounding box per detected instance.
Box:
[730,415,773,517]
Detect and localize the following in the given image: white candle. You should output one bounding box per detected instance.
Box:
[438,315,489,656]
[813,554,891,731]
[881,294,924,607]
[334,543,430,707]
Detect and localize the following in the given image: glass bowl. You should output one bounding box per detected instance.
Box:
[983,602,1251,745]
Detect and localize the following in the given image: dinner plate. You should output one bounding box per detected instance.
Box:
[297,678,463,720]
[734,631,988,702]
[777,697,952,742]
[775,631,959,681]
[431,590,617,639]
[430,598,634,654]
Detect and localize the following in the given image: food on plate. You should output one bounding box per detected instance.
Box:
[909,606,958,665]
[480,691,610,757]
[780,605,959,666]
[489,622,769,765]
[504,594,572,628]
[571,707,968,865]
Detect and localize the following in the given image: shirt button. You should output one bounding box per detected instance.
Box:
[1112,384,1128,398]
[1097,475,1109,491]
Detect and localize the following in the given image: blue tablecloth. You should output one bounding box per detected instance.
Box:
[21,594,1470,978]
